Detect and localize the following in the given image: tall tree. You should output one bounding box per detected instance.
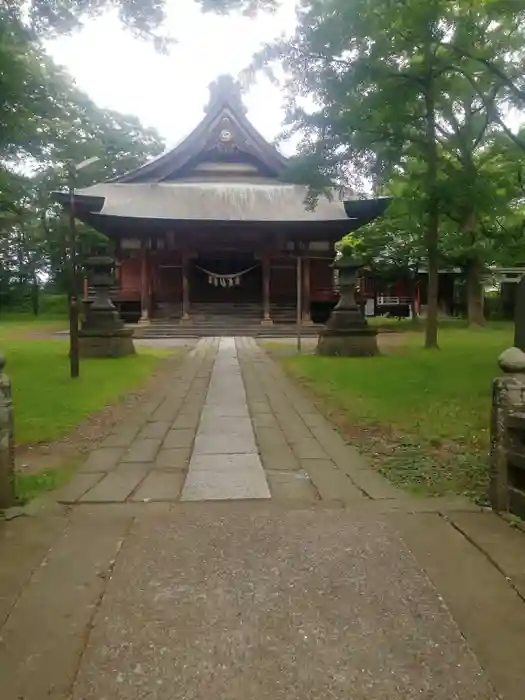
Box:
[248,0,453,348]
[247,0,525,346]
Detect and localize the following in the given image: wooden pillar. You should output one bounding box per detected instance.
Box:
[296,254,303,354]
[139,240,150,324]
[261,252,273,325]
[181,251,191,322]
[302,256,313,325]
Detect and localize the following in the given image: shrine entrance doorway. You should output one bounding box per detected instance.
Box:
[191,253,262,304]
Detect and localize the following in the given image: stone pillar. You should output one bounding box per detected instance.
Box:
[302,256,313,325]
[0,355,16,509]
[317,256,378,357]
[79,255,135,357]
[139,240,150,325]
[181,251,191,323]
[261,252,273,325]
[490,348,525,514]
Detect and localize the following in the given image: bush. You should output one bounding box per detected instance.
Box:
[39,294,68,315]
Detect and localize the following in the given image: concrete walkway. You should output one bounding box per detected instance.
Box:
[1,338,525,699]
[181,337,270,501]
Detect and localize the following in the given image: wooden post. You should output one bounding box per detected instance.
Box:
[139,240,150,324]
[181,251,191,322]
[261,252,273,325]
[296,254,303,354]
[302,256,313,325]
[67,166,80,378]
[0,355,15,509]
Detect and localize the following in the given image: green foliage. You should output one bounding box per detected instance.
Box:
[247,0,525,339]
[0,10,165,307]
[0,0,281,309]
[16,464,77,504]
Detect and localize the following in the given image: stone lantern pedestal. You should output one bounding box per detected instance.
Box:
[317,257,378,357]
[79,255,135,358]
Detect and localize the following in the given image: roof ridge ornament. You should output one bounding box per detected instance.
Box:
[206,74,247,114]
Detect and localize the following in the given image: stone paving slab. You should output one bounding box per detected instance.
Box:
[446,510,525,599]
[71,509,494,700]
[162,428,196,449]
[189,453,265,473]
[300,458,365,503]
[130,471,185,502]
[198,415,253,433]
[291,437,329,460]
[0,514,132,700]
[193,432,257,455]
[57,472,103,504]
[81,447,125,473]
[99,426,141,449]
[200,403,251,419]
[265,470,318,502]
[137,420,173,440]
[79,464,150,503]
[155,447,192,471]
[0,515,68,627]
[121,437,163,463]
[393,512,525,700]
[182,468,271,501]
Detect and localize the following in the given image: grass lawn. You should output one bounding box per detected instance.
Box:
[15,462,80,503]
[1,334,167,446]
[278,325,513,501]
[0,314,67,341]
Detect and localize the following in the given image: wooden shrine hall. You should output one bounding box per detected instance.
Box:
[58,75,390,333]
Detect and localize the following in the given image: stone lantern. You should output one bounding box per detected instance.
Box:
[79,254,135,357]
[317,255,378,357]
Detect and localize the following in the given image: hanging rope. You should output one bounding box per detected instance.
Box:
[195,263,259,288]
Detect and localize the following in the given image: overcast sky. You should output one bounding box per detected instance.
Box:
[46,1,298,154]
[46,1,522,162]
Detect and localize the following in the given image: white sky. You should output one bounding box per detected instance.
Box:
[46,1,298,154]
[45,1,522,161]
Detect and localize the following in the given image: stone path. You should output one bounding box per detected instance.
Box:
[2,337,525,699]
[181,337,270,500]
[60,337,469,508]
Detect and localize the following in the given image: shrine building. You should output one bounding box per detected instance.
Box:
[57,75,390,334]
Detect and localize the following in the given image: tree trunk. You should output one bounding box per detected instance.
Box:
[423,30,440,350]
[466,259,485,327]
[409,277,420,324]
[423,116,440,347]
[31,274,39,316]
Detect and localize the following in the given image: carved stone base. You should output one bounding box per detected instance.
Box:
[317,328,379,357]
[179,316,192,326]
[261,317,274,326]
[79,329,136,358]
[302,316,315,327]
[137,316,151,326]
